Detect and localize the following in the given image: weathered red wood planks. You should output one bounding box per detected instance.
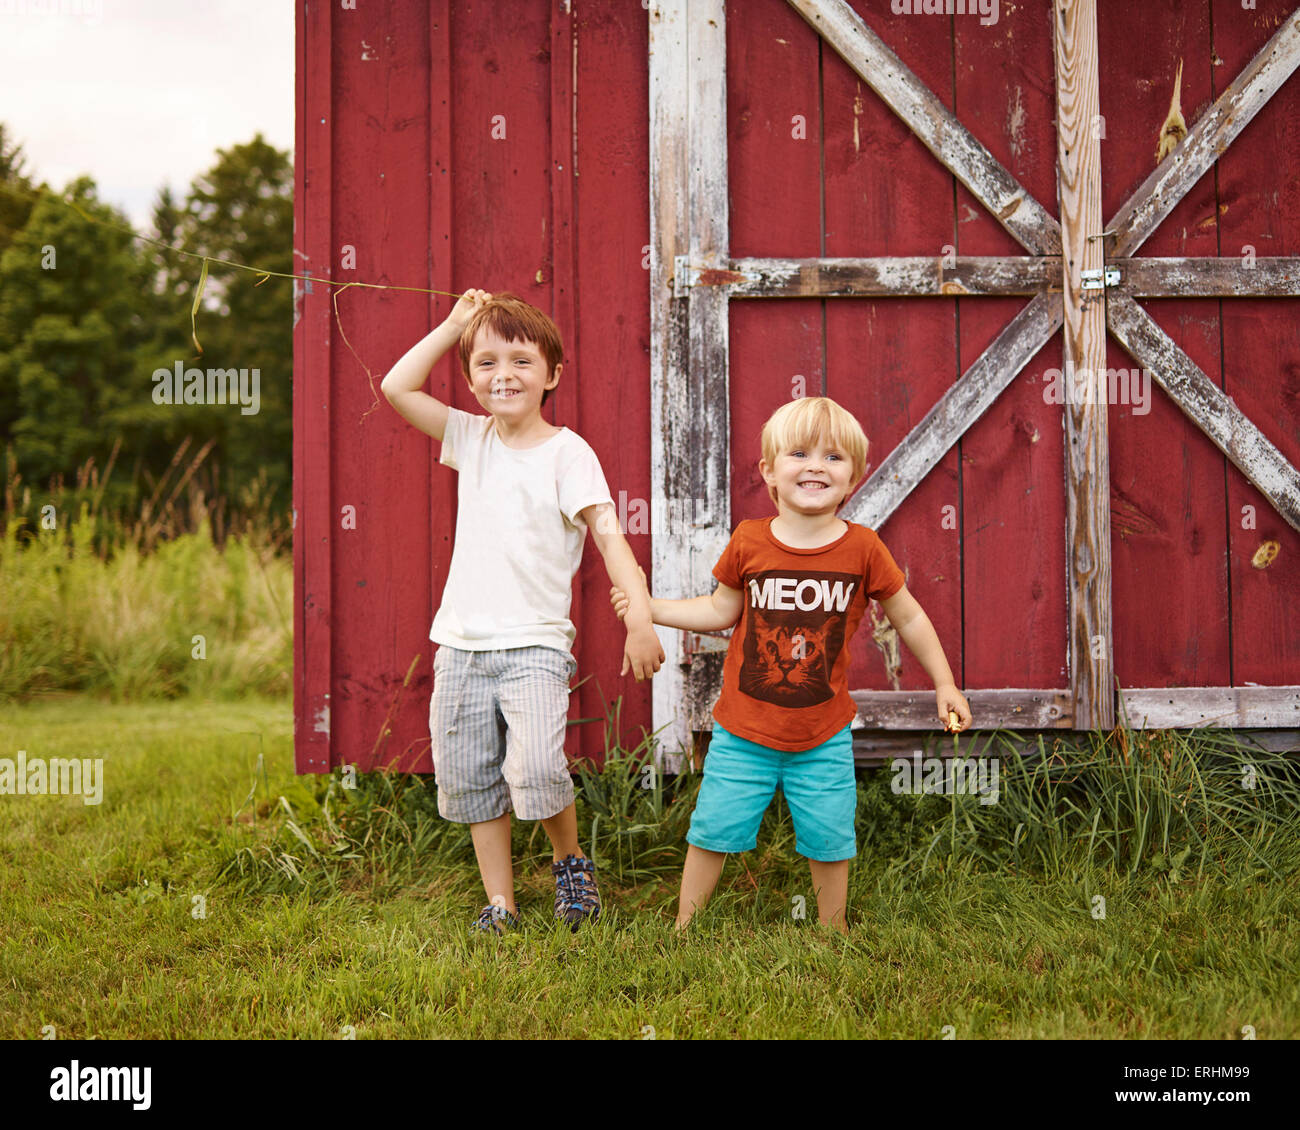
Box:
[570,2,655,744]
[1100,0,1229,692]
[328,2,438,772]
[423,4,456,770]
[953,2,1064,694]
[1212,0,1300,687]
[726,0,824,527]
[294,0,334,773]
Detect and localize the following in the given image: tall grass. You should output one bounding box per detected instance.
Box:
[0,441,291,702]
[570,696,699,887]
[211,704,1299,909]
[867,727,1300,889]
[213,699,706,903]
[216,760,461,900]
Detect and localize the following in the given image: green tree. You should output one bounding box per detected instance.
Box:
[0,123,40,440]
[143,133,294,518]
[0,175,155,506]
[0,122,36,260]
[0,132,293,537]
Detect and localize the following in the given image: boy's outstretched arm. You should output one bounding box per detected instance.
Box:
[380,288,490,440]
[609,575,744,634]
[878,586,973,731]
[581,503,665,680]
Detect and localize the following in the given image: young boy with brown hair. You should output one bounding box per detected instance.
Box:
[382,289,663,932]
[612,396,971,933]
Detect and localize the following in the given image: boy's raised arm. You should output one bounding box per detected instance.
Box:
[380,288,489,441]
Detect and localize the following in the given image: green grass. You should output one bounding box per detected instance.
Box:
[0,517,290,703]
[2,697,1297,1039]
[1,446,291,703]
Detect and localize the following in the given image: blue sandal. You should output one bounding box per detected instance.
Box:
[551,854,601,931]
[471,902,519,934]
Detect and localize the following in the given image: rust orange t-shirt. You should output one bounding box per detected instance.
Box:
[711,516,906,752]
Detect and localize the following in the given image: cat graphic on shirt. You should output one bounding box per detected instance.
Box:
[738,569,856,708]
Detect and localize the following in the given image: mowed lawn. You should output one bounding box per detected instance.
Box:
[1,696,1297,1040]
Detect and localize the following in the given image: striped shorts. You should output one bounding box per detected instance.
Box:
[429,644,577,823]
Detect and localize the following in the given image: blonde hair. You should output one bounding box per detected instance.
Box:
[759,397,870,509]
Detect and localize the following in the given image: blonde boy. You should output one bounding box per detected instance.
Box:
[613,397,971,932]
[383,289,663,932]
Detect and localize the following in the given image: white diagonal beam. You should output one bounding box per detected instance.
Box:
[841,292,1064,530]
[787,0,1061,256]
[1107,8,1300,258]
[1108,295,1300,533]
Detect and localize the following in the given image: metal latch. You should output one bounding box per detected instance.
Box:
[1080,266,1120,290]
[681,629,731,665]
[673,255,761,294]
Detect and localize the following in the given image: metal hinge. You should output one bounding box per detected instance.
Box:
[673,255,761,295]
[680,629,731,665]
[1080,265,1120,290]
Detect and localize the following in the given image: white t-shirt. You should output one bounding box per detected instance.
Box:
[430,407,613,654]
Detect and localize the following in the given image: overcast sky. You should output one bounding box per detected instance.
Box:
[0,0,294,230]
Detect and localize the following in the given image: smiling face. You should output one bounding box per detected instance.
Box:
[759,434,857,516]
[465,326,561,421]
[457,292,566,415]
[757,397,870,515]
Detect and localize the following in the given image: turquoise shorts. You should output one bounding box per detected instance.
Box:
[686,723,857,862]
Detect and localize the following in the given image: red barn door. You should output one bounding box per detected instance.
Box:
[648,0,1300,760]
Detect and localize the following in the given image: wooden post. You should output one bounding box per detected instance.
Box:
[648,0,694,765]
[686,0,731,537]
[294,0,335,772]
[1053,0,1114,730]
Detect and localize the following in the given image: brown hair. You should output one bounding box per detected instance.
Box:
[458,292,564,406]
